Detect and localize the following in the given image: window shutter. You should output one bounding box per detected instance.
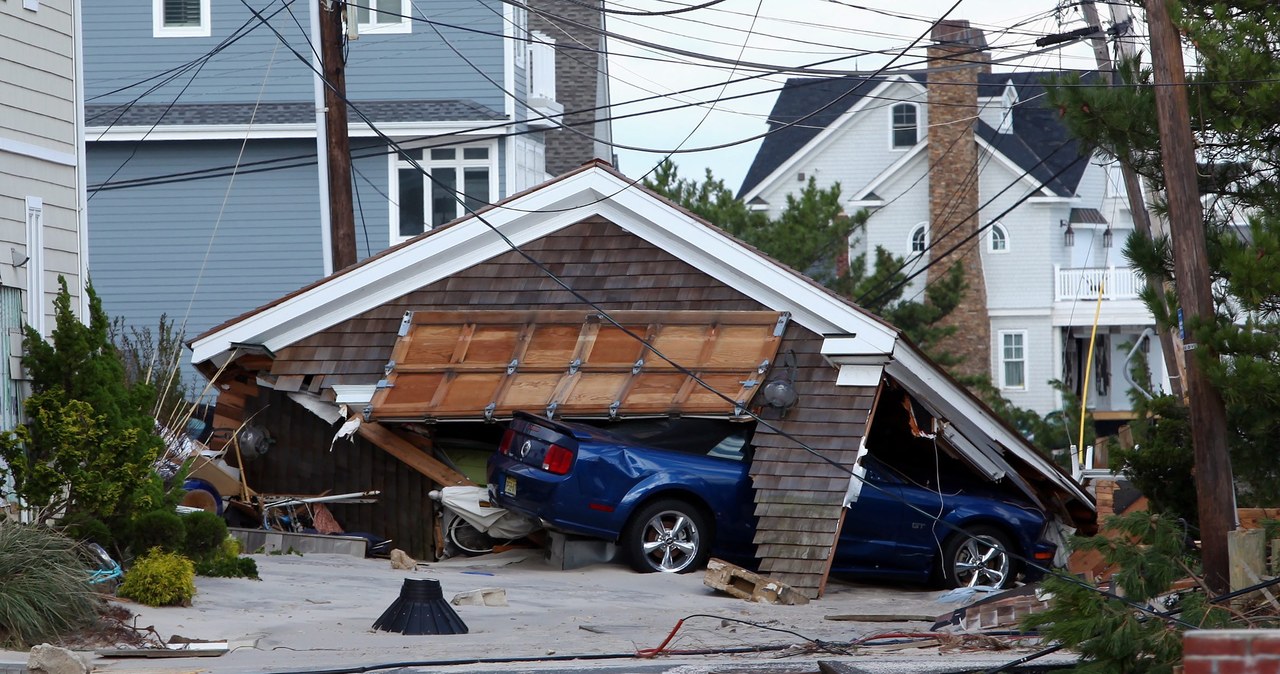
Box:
[164,0,201,27]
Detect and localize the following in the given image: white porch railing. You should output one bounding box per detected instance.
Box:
[1054,265,1144,301]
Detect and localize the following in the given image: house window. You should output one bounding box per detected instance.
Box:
[891,103,918,148]
[999,331,1027,390]
[394,143,496,240]
[0,286,22,433]
[909,223,928,255]
[357,0,411,34]
[153,0,210,38]
[989,223,1009,253]
[24,197,45,338]
[512,2,529,68]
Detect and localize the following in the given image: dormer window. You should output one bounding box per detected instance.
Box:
[998,81,1018,134]
[891,103,918,148]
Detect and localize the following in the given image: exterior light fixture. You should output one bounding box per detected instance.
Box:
[1060,219,1075,247]
[1102,226,1113,248]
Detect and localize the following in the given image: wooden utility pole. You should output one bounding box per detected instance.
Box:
[1146,0,1235,595]
[320,0,357,271]
[1079,0,1185,399]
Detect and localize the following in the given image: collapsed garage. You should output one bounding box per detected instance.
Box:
[189,162,1095,598]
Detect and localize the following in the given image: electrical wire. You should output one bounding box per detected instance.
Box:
[236,3,1214,631]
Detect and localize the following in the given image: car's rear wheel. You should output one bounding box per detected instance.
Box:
[942,525,1015,590]
[624,499,709,574]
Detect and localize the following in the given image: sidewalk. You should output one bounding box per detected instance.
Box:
[55,550,1068,673]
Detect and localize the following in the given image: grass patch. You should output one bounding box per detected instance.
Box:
[0,522,99,647]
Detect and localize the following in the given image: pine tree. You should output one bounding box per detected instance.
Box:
[0,279,166,519]
[1046,1,1280,516]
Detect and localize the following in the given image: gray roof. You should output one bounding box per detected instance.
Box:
[85,100,506,128]
[738,70,1089,199]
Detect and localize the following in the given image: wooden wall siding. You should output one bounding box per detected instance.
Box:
[748,328,878,598]
[234,389,436,559]
[270,217,767,384]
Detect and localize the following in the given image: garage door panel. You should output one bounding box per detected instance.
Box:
[402,325,465,365]
[524,325,582,366]
[368,310,787,421]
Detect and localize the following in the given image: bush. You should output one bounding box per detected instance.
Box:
[0,523,98,647]
[129,510,185,555]
[181,511,227,561]
[118,549,195,607]
[193,536,257,579]
[194,554,258,579]
[60,514,113,549]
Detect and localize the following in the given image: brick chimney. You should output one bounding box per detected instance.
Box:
[927,20,991,381]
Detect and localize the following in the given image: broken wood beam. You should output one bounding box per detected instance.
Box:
[357,421,474,487]
[703,558,808,605]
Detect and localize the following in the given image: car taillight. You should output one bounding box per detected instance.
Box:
[542,443,574,475]
[498,430,514,455]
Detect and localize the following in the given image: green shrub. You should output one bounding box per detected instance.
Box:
[128,510,185,555]
[0,523,98,647]
[194,554,258,579]
[192,536,257,579]
[118,549,195,607]
[181,511,227,561]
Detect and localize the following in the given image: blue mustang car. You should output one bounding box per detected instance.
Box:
[488,412,1054,588]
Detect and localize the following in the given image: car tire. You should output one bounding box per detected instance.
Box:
[941,525,1016,590]
[623,499,710,574]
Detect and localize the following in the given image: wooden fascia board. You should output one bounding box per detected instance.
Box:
[356,421,474,487]
[887,346,1093,509]
[849,143,927,202]
[739,76,924,204]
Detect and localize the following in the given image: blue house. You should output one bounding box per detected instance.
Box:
[81,0,605,375]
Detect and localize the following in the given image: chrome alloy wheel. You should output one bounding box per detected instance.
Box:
[952,534,1011,589]
[639,509,701,573]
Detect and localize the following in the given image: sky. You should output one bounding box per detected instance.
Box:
[605,0,1108,194]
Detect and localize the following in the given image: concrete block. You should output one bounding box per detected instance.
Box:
[545,531,615,570]
[27,645,87,674]
[229,528,367,558]
[451,587,508,607]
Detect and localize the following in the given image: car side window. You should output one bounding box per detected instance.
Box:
[706,432,748,462]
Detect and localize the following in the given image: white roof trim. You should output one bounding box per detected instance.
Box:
[191,166,899,366]
[850,143,927,202]
[87,120,510,142]
[740,75,926,203]
[976,136,1050,194]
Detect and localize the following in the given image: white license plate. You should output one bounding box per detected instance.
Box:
[503,476,517,497]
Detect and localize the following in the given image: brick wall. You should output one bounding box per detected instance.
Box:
[926,20,991,380]
[1184,630,1280,674]
[529,0,610,176]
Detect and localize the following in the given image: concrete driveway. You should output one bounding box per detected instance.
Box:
[54,550,1073,673]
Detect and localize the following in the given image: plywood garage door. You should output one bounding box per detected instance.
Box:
[368,310,788,421]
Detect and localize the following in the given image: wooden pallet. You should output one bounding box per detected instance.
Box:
[703,558,809,605]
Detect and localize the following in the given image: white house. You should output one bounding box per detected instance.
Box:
[739,20,1165,421]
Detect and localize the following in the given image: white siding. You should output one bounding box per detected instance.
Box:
[757,80,928,219]
[858,153,930,302]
